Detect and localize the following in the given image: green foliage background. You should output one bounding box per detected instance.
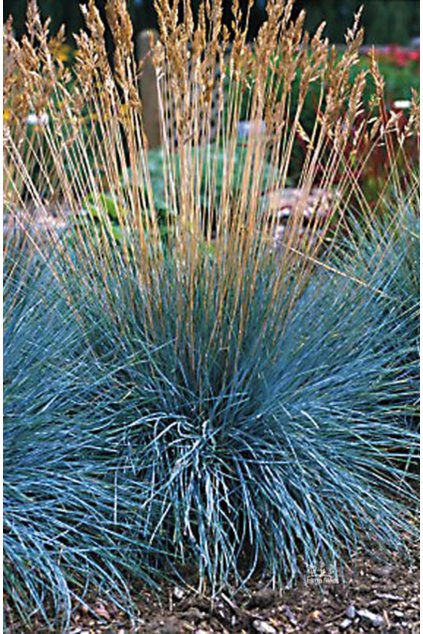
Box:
[5,0,420,45]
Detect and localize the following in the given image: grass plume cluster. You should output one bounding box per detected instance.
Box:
[3,0,419,630]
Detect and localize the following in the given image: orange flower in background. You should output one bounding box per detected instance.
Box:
[50,42,73,63]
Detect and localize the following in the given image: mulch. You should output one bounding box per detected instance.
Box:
[63,539,419,634]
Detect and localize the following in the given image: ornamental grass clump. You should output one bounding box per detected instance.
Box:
[3,0,419,626]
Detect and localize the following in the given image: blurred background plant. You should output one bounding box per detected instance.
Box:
[5,0,420,45]
[234,50,419,197]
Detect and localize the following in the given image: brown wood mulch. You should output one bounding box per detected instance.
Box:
[58,539,419,634]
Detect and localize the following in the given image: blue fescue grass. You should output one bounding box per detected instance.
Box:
[340,187,419,326]
[5,155,419,634]
[5,198,418,629]
[3,0,419,628]
[3,236,171,630]
[331,184,419,425]
[52,220,418,593]
[5,214,418,627]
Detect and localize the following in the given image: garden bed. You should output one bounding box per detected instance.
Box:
[16,538,415,634]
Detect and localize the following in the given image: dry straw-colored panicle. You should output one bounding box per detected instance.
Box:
[3,0,416,358]
[406,90,420,139]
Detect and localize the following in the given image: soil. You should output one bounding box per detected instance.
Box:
[63,540,419,634]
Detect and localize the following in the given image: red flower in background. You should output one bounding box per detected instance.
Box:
[386,45,420,67]
[408,50,420,62]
